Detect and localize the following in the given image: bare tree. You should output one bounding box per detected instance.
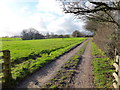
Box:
[72,30,83,37]
[58,0,120,26]
[21,28,44,40]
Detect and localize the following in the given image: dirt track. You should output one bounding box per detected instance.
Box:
[70,39,94,88]
[17,40,88,88]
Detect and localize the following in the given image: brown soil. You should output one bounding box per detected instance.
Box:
[70,39,94,88]
[17,40,88,88]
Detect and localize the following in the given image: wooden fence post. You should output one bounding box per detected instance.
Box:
[113,55,120,89]
[118,56,120,89]
[2,50,12,88]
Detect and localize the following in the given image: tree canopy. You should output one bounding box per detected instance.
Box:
[59,0,120,27]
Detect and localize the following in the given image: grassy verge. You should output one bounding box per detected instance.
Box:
[43,41,88,88]
[91,42,114,88]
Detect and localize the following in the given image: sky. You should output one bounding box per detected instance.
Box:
[0,0,91,37]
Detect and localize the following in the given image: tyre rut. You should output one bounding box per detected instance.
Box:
[70,39,94,88]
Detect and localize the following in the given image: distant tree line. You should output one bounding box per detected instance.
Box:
[45,32,70,39]
[20,28,93,40]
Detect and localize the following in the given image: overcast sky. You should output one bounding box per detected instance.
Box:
[0,0,91,37]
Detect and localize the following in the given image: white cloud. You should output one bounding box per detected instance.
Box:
[0,0,88,37]
[47,14,85,34]
[19,7,29,14]
[36,0,64,15]
[0,0,35,37]
[0,10,27,36]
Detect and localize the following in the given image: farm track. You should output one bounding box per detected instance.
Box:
[70,39,94,88]
[16,39,88,88]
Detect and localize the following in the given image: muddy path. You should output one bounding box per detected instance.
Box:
[70,39,94,88]
[16,40,88,88]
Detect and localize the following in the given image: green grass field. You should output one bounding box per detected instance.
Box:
[1,37,21,41]
[1,38,87,82]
